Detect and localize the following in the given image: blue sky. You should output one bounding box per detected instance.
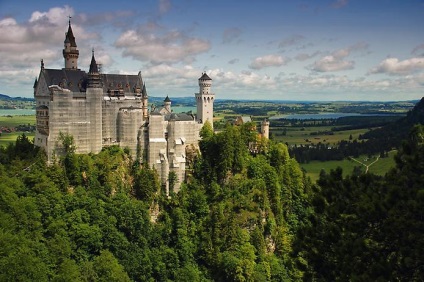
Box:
[0,0,423,101]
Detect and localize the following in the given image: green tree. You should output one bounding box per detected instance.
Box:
[92,250,131,282]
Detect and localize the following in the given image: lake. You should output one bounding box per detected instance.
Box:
[270,112,398,120]
[172,106,196,113]
[0,109,35,116]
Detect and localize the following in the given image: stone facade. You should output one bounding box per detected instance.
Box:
[33,21,213,193]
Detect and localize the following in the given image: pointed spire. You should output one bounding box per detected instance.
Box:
[199,72,211,80]
[40,59,44,70]
[65,17,77,47]
[164,95,171,102]
[142,82,148,98]
[89,48,99,74]
[33,77,38,89]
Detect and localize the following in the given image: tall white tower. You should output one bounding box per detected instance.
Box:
[261,119,270,139]
[195,72,215,128]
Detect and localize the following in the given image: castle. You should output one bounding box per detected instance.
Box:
[33,20,215,193]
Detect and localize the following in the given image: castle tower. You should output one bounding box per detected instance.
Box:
[164,96,171,112]
[63,19,79,70]
[261,119,270,139]
[86,50,103,153]
[87,49,102,88]
[195,72,215,128]
[142,82,148,119]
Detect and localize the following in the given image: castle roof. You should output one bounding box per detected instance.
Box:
[65,21,77,47]
[199,72,211,80]
[89,51,99,74]
[166,113,194,122]
[42,68,87,92]
[164,95,171,102]
[41,68,144,95]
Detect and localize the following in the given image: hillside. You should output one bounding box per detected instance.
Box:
[0,122,423,280]
[362,97,424,149]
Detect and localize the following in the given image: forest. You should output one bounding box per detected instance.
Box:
[0,118,423,280]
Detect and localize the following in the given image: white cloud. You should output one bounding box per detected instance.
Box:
[309,43,368,72]
[369,57,424,75]
[115,29,210,64]
[248,55,288,70]
[295,51,321,61]
[0,6,98,67]
[309,55,354,72]
[29,5,74,24]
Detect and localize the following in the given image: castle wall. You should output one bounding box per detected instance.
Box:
[34,75,51,152]
[148,114,168,190]
[117,107,143,157]
[102,97,144,147]
[87,88,103,153]
[46,87,92,159]
[167,120,194,192]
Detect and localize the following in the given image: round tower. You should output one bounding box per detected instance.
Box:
[63,19,79,70]
[261,119,270,139]
[195,72,215,128]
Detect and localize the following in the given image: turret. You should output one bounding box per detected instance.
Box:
[87,50,102,88]
[195,72,215,128]
[198,72,212,94]
[142,82,148,119]
[63,19,79,70]
[164,96,171,112]
[261,119,270,139]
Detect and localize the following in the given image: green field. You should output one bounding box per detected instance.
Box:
[271,125,370,146]
[0,115,36,148]
[301,150,397,182]
[0,115,35,127]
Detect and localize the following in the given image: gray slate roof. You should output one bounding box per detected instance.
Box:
[199,73,212,80]
[41,68,144,95]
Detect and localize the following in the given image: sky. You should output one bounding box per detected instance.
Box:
[0,0,423,101]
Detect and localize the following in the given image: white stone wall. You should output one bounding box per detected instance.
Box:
[102,97,144,147]
[117,107,143,157]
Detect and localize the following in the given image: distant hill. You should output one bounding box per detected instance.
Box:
[0,94,34,101]
[0,94,12,100]
[362,97,424,149]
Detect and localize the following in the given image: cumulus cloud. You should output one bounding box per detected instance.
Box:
[222,28,242,44]
[115,29,210,64]
[309,42,368,72]
[309,54,354,72]
[0,6,100,65]
[248,55,288,70]
[369,57,424,75]
[295,51,321,61]
[29,5,74,25]
[0,7,76,69]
